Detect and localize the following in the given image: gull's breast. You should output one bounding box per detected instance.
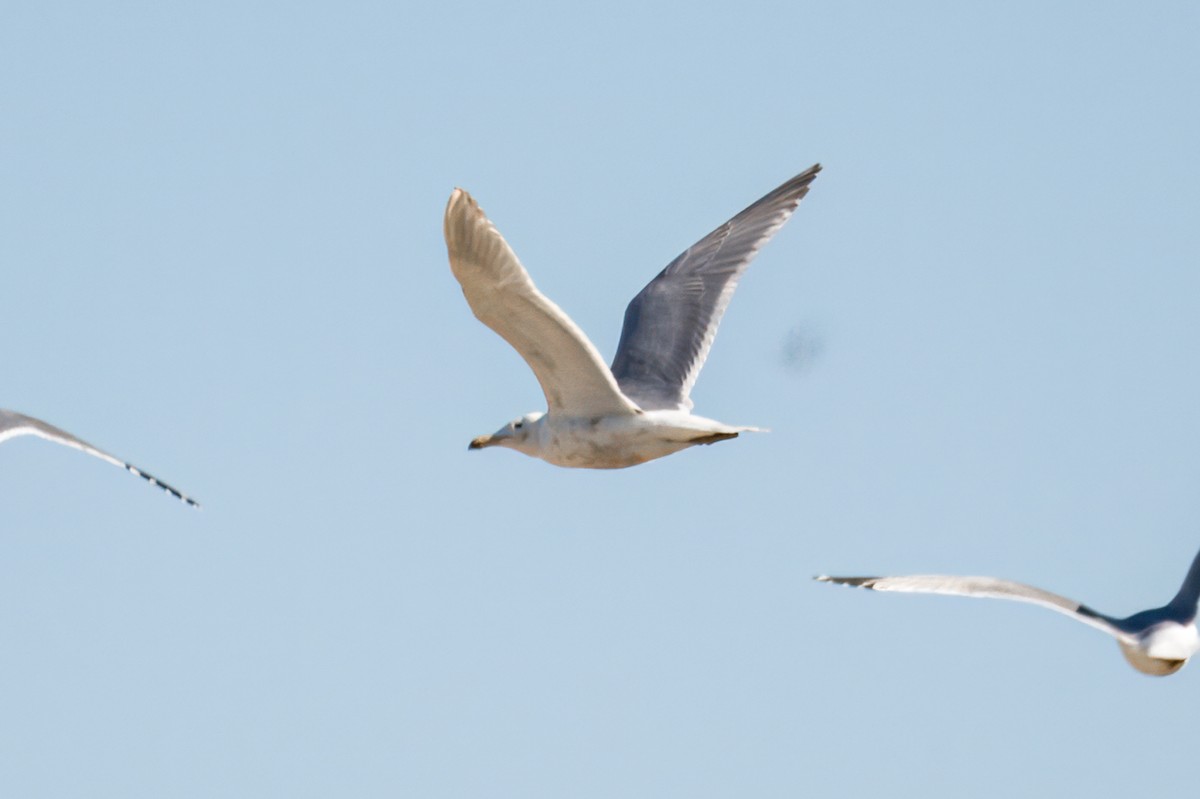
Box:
[539,414,712,469]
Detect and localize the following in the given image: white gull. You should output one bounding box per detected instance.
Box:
[0,409,199,507]
[443,165,821,469]
[817,547,1200,676]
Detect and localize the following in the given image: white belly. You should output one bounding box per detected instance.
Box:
[537,411,750,469]
[1118,623,1200,676]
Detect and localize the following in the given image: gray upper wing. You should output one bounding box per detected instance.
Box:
[610,165,821,411]
[1167,546,1200,621]
[0,409,199,507]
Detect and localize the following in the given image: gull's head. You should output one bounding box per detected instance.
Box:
[469,412,545,454]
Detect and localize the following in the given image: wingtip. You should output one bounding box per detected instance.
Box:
[795,162,822,187]
[444,187,479,248]
[122,463,201,510]
[446,186,490,229]
[446,187,469,212]
[816,575,879,589]
[754,163,822,210]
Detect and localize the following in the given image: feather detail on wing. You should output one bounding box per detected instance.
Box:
[610,165,821,410]
[444,189,640,417]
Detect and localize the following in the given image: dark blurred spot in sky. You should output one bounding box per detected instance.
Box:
[780,324,824,374]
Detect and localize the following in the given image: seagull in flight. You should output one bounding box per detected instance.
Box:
[444,165,821,469]
[817,547,1200,676]
[0,409,199,507]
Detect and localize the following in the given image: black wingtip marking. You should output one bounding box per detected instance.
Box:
[785,163,823,194]
[817,576,881,589]
[123,463,201,509]
[689,431,739,446]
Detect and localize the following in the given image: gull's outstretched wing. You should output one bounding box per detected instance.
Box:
[610,165,821,411]
[445,189,640,418]
[1167,547,1200,620]
[0,409,199,507]
[816,573,1134,643]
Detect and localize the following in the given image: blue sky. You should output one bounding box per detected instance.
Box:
[2,1,1199,796]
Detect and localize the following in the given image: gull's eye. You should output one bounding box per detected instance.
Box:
[515,421,524,429]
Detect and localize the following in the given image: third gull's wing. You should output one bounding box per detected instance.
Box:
[0,409,200,507]
[445,189,640,418]
[1166,547,1200,620]
[610,165,821,411]
[816,573,1133,643]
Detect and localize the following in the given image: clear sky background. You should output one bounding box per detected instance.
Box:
[2,1,1198,796]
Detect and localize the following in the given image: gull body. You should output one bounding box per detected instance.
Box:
[817,547,1200,676]
[0,409,199,507]
[446,165,821,469]
[468,408,748,469]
